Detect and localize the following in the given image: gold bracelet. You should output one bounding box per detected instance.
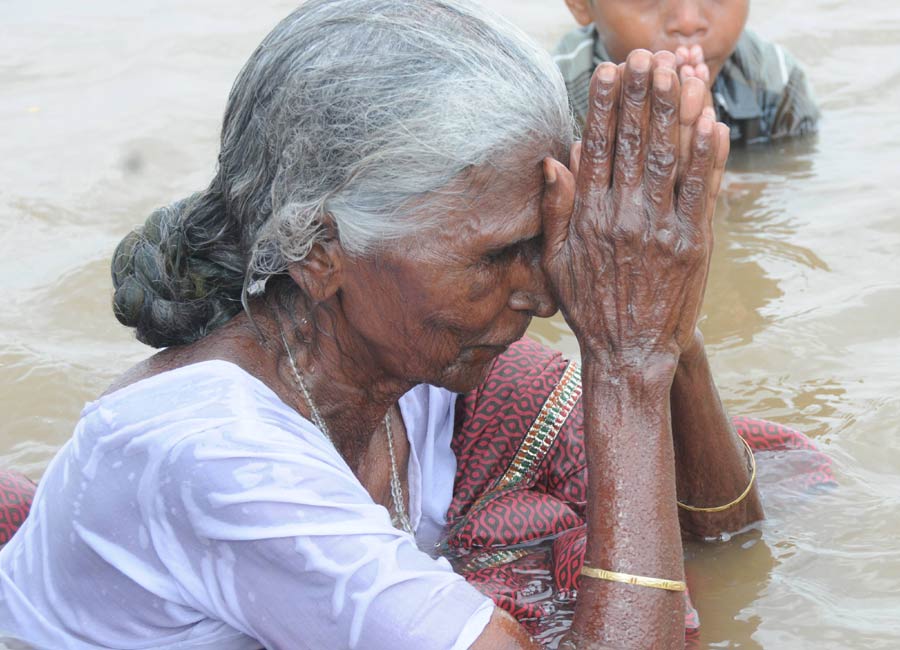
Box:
[580,566,686,592]
[677,436,757,513]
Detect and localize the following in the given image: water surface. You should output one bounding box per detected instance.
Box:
[2,1,899,647]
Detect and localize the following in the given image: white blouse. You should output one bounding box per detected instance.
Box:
[0,361,493,650]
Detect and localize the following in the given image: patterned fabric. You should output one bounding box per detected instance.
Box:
[0,470,36,546]
[731,415,834,488]
[552,25,820,144]
[446,337,834,646]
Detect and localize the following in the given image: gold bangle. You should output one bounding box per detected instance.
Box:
[580,566,686,592]
[677,436,757,513]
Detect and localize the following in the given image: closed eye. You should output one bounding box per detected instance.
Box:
[480,236,542,266]
[482,246,518,265]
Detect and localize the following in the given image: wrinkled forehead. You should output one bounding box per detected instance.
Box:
[406,162,547,257]
[462,136,568,204]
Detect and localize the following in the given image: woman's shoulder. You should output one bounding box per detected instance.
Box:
[79,360,327,460]
[93,359,272,412]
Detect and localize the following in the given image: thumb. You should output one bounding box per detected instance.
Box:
[541,157,576,262]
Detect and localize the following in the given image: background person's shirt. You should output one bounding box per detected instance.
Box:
[553,26,820,145]
[0,361,492,650]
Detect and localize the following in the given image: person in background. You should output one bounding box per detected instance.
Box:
[555,0,820,144]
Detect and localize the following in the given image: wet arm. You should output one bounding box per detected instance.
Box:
[562,356,685,650]
[670,331,764,538]
[469,609,542,650]
[536,48,730,648]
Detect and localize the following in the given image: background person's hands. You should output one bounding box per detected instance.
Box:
[540,49,730,371]
[676,44,716,114]
[676,44,710,86]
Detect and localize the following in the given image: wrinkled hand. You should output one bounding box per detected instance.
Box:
[540,50,729,370]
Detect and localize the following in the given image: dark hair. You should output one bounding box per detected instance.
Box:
[111,188,244,347]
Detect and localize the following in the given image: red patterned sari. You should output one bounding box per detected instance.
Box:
[443,337,833,647]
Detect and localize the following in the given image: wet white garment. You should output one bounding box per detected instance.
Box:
[0,361,492,650]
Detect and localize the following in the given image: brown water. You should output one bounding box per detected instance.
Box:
[2,1,899,648]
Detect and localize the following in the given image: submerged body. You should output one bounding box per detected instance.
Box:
[0,1,762,648]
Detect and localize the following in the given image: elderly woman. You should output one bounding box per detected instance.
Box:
[0,1,764,649]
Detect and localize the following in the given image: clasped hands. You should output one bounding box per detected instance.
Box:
[540,49,729,373]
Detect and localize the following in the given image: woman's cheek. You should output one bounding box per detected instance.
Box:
[465,264,506,301]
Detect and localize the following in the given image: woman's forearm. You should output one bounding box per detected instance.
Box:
[540,51,735,648]
[567,357,685,650]
[670,334,764,538]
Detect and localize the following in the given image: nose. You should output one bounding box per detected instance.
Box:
[665,0,709,41]
[508,250,558,318]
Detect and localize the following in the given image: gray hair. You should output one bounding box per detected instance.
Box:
[112,0,574,348]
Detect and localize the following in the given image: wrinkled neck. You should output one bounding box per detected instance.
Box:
[244,298,415,466]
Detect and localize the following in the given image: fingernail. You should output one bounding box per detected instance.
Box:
[702,106,715,120]
[653,68,672,92]
[630,49,651,73]
[544,160,557,184]
[598,63,616,83]
[654,50,676,70]
[698,115,713,134]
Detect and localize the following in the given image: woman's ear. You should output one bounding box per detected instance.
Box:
[564,0,594,27]
[286,223,345,303]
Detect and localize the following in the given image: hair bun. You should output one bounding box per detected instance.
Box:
[111,194,244,348]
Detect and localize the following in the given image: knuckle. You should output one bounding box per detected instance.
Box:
[587,83,616,120]
[644,187,669,209]
[572,216,589,241]
[679,178,705,210]
[673,231,707,263]
[679,238,704,261]
[691,133,714,161]
[645,142,676,183]
[651,96,677,126]
[582,134,611,166]
[614,125,643,177]
[653,227,678,248]
[623,72,650,100]
[588,83,614,110]
[611,222,642,245]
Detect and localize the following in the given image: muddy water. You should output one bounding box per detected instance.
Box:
[2,1,899,648]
